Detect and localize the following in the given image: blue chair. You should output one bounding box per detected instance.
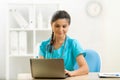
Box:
[74,49,101,72]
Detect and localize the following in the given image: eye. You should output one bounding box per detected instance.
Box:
[63,25,67,28]
[55,24,60,28]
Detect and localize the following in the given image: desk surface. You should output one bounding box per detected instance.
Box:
[17,73,120,80]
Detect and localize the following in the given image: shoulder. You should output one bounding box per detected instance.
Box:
[66,36,80,44]
[66,36,83,49]
[40,38,50,47]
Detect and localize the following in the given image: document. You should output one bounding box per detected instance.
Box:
[37,11,43,29]
[11,9,28,28]
[98,73,120,78]
[29,6,35,28]
[10,31,19,55]
[19,31,27,55]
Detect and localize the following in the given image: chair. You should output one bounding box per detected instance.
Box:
[74,49,101,72]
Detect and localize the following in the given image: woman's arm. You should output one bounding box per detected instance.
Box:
[65,54,89,76]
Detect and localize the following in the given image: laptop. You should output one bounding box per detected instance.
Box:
[30,58,69,79]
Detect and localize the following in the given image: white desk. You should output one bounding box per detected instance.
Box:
[17,73,120,80]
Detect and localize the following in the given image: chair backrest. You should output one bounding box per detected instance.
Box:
[74,49,101,72]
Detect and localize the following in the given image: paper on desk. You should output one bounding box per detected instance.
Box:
[98,73,120,78]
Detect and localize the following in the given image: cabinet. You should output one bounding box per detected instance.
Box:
[6,3,60,79]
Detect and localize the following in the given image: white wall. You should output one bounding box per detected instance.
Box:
[0,0,7,79]
[103,0,120,72]
[0,0,120,79]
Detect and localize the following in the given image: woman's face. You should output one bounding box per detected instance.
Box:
[51,19,70,38]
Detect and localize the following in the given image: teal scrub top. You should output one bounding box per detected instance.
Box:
[39,36,85,71]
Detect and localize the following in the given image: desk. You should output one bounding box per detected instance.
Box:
[17,73,120,80]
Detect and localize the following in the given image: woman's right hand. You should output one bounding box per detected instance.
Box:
[64,69,73,77]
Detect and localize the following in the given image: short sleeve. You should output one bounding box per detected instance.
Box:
[39,42,46,57]
[72,39,86,58]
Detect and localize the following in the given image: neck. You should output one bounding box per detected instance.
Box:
[55,35,66,44]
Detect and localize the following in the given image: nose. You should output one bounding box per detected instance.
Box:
[59,26,63,31]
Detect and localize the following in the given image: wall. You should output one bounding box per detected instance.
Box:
[0,0,7,79]
[103,0,120,72]
[0,0,120,79]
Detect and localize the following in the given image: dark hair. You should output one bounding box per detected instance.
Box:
[49,10,71,53]
[51,10,71,24]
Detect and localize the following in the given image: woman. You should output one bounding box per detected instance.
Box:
[39,10,89,76]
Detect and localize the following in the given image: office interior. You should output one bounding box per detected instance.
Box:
[0,0,120,79]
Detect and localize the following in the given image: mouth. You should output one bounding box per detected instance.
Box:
[58,33,63,35]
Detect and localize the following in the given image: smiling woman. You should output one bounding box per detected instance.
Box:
[39,10,89,77]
